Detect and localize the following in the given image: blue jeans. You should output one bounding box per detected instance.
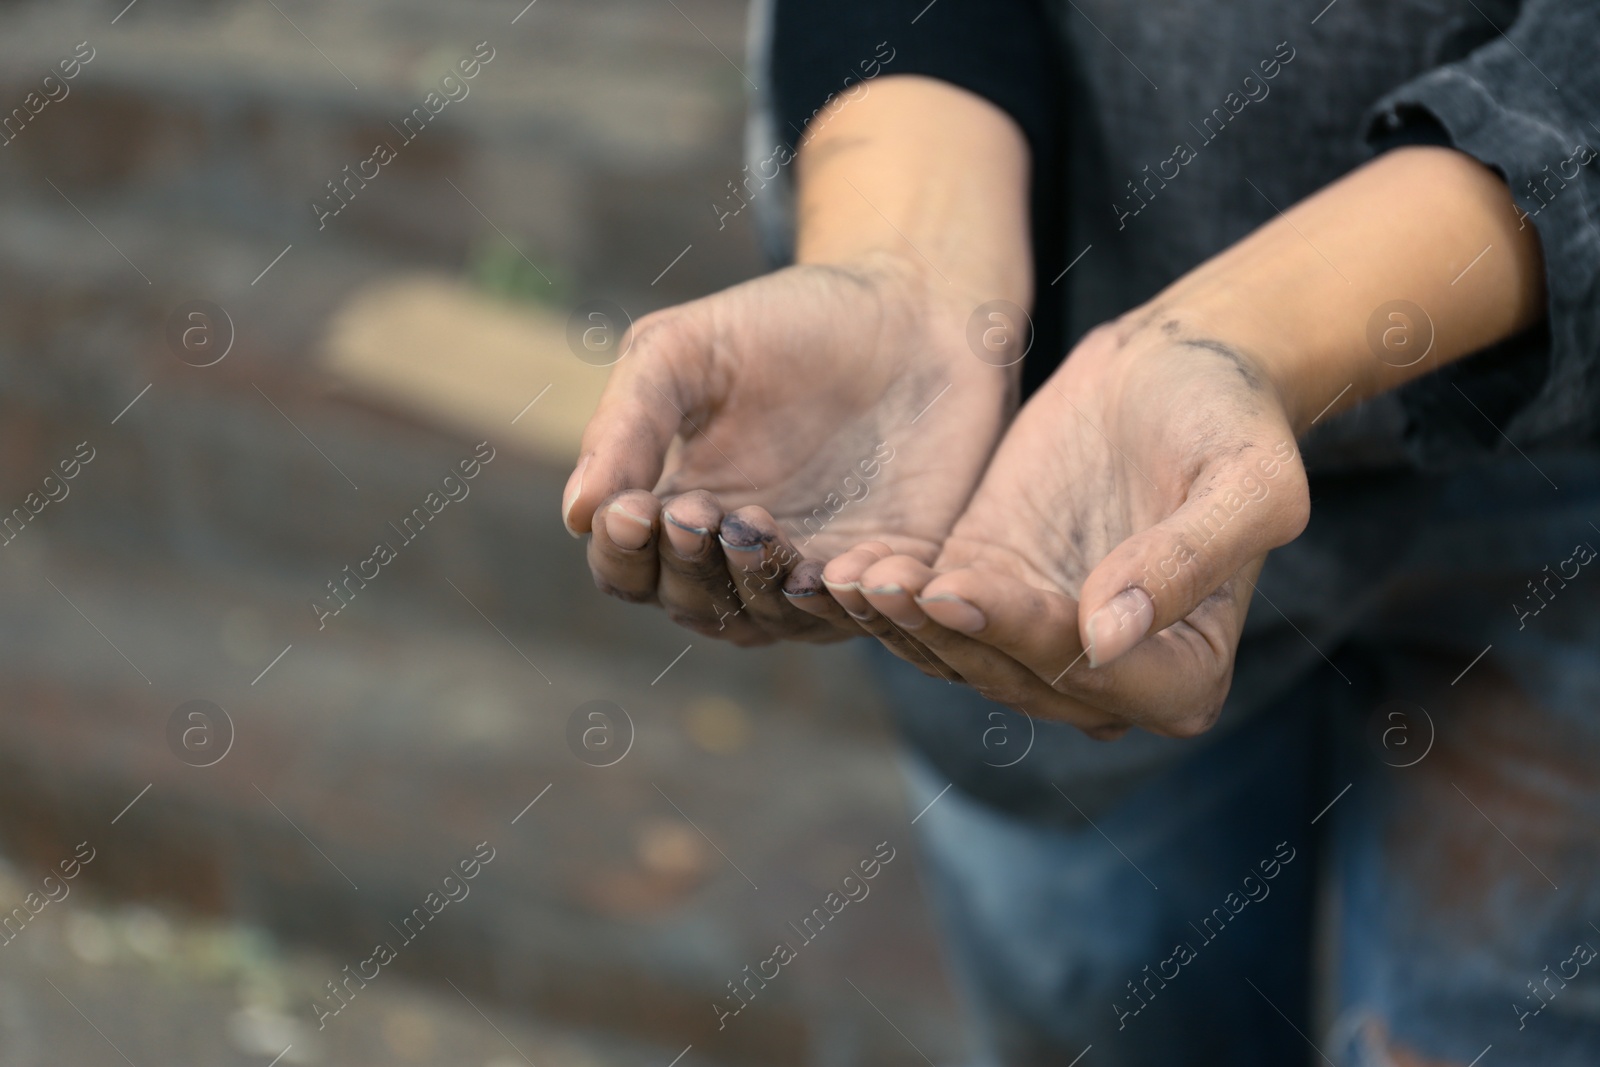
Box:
[877,454,1600,1066]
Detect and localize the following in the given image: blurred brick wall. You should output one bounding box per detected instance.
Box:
[0,2,965,1065]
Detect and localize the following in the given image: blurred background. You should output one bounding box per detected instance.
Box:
[0,1,965,1063]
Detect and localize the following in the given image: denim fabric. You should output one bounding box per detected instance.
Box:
[755,3,1600,1059]
[876,453,1600,1065]
[897,697,1318,1066]
[765,0,1600,462]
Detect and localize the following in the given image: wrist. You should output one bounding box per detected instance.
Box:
[1121,288,1331,435]
[792,74,1034,310]
[797,244,1026,319]
[1123,146,1546,436]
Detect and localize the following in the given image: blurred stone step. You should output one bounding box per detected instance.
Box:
[0,0,769,310]
[0,876,696,1067]
[0,373,889,730]
[0,541,961,1065]
[0,4,964,1062]
[317,272,606,464]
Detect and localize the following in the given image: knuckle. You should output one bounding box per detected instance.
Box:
[594,579,655,605]
[882,638,936,672]
[1160,697,1225,739]
[627,308,690,356]
[1255,450,1311,543]
[1050,658,1107,698]
[737,571,778,600]
[1277,482,1312,541]
[974,682,1026,710]
[856,614,897,640]
[666,610,730,636]
[661,490,720,528]
[661,554,725,582]
[672,487,720,511]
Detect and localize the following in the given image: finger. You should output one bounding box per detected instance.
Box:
[719,506,831,638]
[1078,443,1310,668]
[585,490,660,603]
[803,549,955,678]
[851,559,1113,726]
[858,556,940,631]
[914,634,1122,735]
[921,563,1238,736]
[657,490,766,645]
[860,614,963,682]
[826,544,954,675]
[562,308,712,535]
[783,560,862,632]
[917,568,1092,688]
[877,595,1122,735]
[851,555,1007,683]
[785,560,909,651]
[821,542,897,618]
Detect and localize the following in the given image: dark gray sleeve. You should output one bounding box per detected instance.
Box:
[1365,0,1600,457]
[770,0,1058,162]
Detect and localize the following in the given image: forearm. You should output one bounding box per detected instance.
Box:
[793,74,1034,308]
[1141,146,1546,433]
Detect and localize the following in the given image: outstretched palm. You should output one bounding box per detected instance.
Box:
[564,254,1018,644]
[804,319,1310,735]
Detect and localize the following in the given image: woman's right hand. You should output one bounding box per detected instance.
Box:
[563,74,1037,648]
[564,250,1017,646]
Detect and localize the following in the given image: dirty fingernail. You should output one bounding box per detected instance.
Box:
[917,594,987,634]
[867,585,924,629]
[785,562,825,599]
[662,510,708,557]
[1085,587,1155,668]
[719,514,766,555]
[561,454,590,537]
[605,500,652,550]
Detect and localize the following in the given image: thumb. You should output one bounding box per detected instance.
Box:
[561,307,715,535]
[1077,441,1309,666]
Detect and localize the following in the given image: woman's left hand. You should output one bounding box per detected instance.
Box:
[789,312,1310,739]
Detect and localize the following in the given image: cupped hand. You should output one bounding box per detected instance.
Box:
[793,314,1311,736]
[563,252,1017,647]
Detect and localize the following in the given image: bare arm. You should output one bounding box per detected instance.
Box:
[1154,145,1545,435]
[791,73,1034,308]
[810,146,1553,734]
[564,74,1038,647]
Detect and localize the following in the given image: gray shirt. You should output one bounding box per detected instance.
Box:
[759,0,1600,823]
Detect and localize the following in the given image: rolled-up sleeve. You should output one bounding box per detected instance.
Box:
[1365,0,1600,457]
